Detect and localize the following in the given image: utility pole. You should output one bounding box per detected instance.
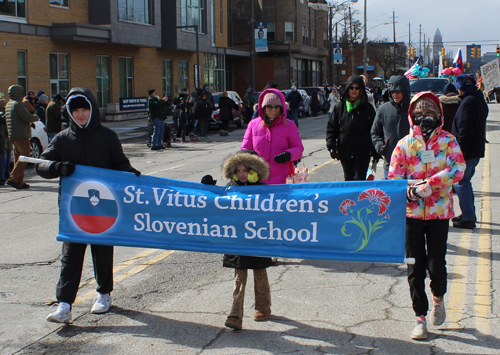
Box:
[392,10,396,74]
[408,22,411,67]
[350,7,354,77]
[362,0,367,76]
[250,0,255,89]
[419,24,422,58]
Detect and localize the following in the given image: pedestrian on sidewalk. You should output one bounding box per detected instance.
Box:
[388,91,465,340]
[195,93,213,139]
[451,74,488,229]
[203,150,273,330]
[148,89,171,150]
[5,85,40,189]
[36,87,141,324]
[218,91,238,136]
[45,94,64,141]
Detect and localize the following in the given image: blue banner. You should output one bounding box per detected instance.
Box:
[58,166,408,263]
[255,21,268,53]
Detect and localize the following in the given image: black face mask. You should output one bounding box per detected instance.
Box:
[414,115,440,141]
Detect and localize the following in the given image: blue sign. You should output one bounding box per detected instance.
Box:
[58,166,408,263]
[255,21,268,53]
[119,97,148,111]
[333,43,343,64]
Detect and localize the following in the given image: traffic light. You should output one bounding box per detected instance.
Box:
[444,60,448,66]
[471,47,476,59]
[412,47,416,57]
[441,47,445,57]
[496,45,499,57]
[477,47,481,58]
[407,47,411,57]
[467,62,470,68]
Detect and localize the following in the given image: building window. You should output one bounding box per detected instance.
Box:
[163,59,173,98]
[96,56,111,108]
[178,60,189,91]
[50,53,70,97]
[311,60,321,87]
[118,0,152,24]
[17,51,27,93]
[323,31,327,48]
[204,53,225,92]
[50,0,69,7]
[119,57,134,98]
[285,22,294,42]
[267,22,275,42]
[0,0,26,18]
[302,27,309,46]
[181,0,206,34]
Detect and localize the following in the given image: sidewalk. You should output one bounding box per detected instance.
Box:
[102,117,149,141]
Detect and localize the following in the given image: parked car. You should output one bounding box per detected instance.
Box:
[409,78,450,98]
[29,120,49,159]
[299,87,329,113]
[210,91,245,128]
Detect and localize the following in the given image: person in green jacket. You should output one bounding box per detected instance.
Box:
[5,85,39,189]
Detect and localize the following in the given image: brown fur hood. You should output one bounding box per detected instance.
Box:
[222,151,270,181]
[439,93,461,105]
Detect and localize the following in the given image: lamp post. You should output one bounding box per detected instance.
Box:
[362,0,367,76]
[328,0,358,85]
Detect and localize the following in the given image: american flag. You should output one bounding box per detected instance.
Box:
[404,58,421,79]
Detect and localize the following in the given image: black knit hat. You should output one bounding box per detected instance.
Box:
[148,89,156,96]
[68,96,90,112]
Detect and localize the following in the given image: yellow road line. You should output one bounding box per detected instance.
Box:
[309,159,340,173]
[475,136,491,335]
[447,231,472,329]
[73,249,174,305]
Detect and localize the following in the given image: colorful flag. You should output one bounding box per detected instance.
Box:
[404,58,420,79]
[453,48,463,73]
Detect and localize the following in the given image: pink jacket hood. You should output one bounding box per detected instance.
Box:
[257,88,287,121]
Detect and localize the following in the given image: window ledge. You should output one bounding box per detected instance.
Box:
[49,5,71,10]
[0,14,27,23]
[117,19,153,27]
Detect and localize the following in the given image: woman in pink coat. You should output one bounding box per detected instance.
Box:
[241,89,304,184]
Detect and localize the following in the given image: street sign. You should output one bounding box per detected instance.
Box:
[333,43,342,64]
[481,58,500,92]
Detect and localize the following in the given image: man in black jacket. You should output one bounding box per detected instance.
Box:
[451,74,488,229]
[286,86,303,128]
[36,87,140,324]
[371,75,411,179]
[148,89,171,150]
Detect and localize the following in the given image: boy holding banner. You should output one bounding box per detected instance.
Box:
[389,92,465,340]
[36,87,140,324]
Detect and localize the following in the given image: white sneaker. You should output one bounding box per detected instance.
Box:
[91,293,112,314]
[411,316,428,340]
[430,295,446,326]
[47,302,72,323]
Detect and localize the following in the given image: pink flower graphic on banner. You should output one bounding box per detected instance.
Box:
[339,199,356,215]
[358,188,391,215]
[340,188,391,252]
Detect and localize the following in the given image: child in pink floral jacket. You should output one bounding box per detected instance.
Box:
[388,91,465,340]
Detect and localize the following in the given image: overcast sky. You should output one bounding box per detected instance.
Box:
[342,0,499,59]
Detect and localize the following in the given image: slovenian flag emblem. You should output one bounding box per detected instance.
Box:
[70,181,118,234]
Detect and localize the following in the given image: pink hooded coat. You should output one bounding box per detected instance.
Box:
[241,89,304,184]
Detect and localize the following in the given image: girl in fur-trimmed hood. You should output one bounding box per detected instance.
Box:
[218,150,273,330]
[222,150,269,185]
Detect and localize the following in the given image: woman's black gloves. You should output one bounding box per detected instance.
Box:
[273,151,291,163]
[54,162,75,176]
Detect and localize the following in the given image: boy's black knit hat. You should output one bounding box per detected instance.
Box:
[69,96,90,112]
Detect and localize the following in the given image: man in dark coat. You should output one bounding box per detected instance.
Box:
[451,74,488,229]
[195,93,214,138]
[148,89,170,150]
[218,91,238,136]
[371,75,411,179]
[286,86,303,127]
[46,94,64,141]
[36,87,140,324]
[5,85,39,189]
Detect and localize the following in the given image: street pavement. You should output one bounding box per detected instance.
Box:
[1,109,499,354]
